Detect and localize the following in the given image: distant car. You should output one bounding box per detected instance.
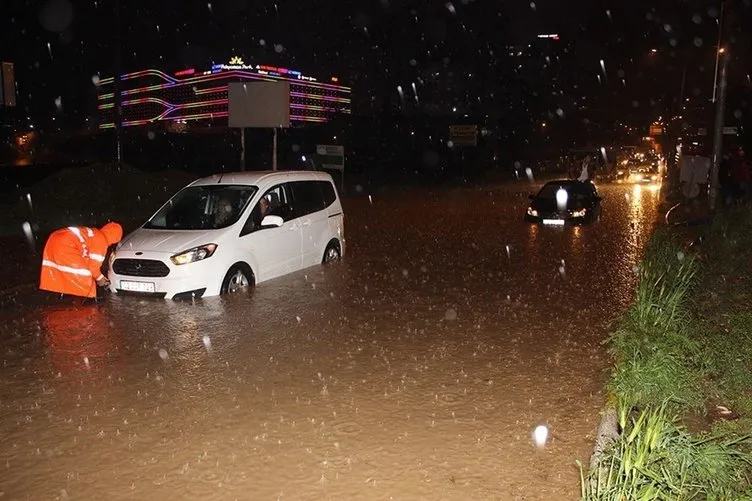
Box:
[525,180,603,225]
[107,170,345,300]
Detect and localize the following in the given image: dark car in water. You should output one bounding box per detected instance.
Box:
[525,180,603,225]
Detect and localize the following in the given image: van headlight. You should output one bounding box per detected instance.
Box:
[171,244,218,265]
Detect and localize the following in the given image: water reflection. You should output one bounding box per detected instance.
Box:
[41,304,123,385]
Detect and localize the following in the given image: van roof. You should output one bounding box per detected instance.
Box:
[189,170,335,187]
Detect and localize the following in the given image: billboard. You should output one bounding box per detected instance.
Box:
[95,59,350,129]
[228,81,290,128]
[1,62,16,107]
[449,125,478,147]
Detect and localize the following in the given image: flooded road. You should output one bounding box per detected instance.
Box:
[0,181,662,500]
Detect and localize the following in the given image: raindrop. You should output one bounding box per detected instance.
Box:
[616,69,625,78]
[525,167,534,181]
[409,58,417,66]
[533,425,548,448]
[39,0,74,33]
[505,245,511,259]
[529,1,536,10]
[158,348,169,360]
[694,37,703,47]
[147,131,156,140]
[355,184,364,193]
[514,160,522,170]
[664,24,672,32]
[708,7,718,18]
[274,44,284,53]
[259,39,266,46]
[447,140,455,148]
[22,222,35,251]
[733,109,742,119]
[692,13,702,24]
[631,100,640,108]
[669,38,677,47]
[26,193,33,212]
[445,2,456,14]
[556,108,564,117]
[444,308,458,321]
[401,269,409,277]
[54,96,62,110]
[605,9,612,21]
[202,335,212,349]
[677,251,685,262]
[207,2,212,13]
[83,357,90,368]
[47,42,52,57]
[91,75,100,85]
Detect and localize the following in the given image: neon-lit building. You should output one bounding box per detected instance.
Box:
[96,57,351,130]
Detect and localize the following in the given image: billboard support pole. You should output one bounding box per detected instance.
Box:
[273,127,278,171]
[240,128,246,171]
[114,0,123,168]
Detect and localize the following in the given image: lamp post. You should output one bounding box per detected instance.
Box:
[709,48,729,211]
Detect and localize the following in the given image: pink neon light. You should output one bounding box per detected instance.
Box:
[99,68,350,92]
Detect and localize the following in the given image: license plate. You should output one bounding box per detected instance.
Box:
[120,280,156,293]
[542,219,565,225]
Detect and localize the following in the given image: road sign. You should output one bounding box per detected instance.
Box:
[315,145,344,171]
[449,125,478,147]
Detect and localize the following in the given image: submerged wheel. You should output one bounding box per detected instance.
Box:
[221,264,255,294]
[322,241,341,264]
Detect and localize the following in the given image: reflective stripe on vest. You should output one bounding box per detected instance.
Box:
[90,253,106,262]
[42,259,92,276]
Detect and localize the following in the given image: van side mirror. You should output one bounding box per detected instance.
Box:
[261,215,284,228]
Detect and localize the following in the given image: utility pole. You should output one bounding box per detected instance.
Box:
[114,0,123,168]
[709,48,729,211]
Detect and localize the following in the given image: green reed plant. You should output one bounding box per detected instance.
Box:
[580,400,752,501]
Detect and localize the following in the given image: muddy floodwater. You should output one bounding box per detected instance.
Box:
[0,181,661,500]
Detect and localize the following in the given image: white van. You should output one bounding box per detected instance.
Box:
[107,170,345,299]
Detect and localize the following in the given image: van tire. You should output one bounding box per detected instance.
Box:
[221,263,255,294]
[322,241,341,264]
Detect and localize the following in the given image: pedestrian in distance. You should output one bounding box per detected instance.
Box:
[39,222,124,300]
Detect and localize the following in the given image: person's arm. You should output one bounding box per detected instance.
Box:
[87,237,110,286]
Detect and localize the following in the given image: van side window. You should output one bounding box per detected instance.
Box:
[290,181,326,218]
[240,183,292,235]
[318,181,337,207]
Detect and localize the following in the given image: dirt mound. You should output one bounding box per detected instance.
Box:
[5,163,196,237]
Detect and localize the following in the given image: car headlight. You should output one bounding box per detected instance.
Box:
[170,243,218,265]
[572,208,587,218]
[527,207,539,217]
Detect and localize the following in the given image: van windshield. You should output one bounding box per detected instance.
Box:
[144,185,257,230]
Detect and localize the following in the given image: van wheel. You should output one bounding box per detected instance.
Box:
[221,264,255,294]
[322,241,341,264]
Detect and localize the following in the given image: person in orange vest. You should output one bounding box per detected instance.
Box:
[39,222,123,299]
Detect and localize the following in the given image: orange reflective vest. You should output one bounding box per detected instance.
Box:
[39,226,110,298]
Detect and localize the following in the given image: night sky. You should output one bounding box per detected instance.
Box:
[1,0,749,136]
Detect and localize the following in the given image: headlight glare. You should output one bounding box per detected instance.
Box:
[171,244,218,265]
[527,207,539,217]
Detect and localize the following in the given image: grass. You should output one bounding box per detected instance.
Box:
[581,208,752,500]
